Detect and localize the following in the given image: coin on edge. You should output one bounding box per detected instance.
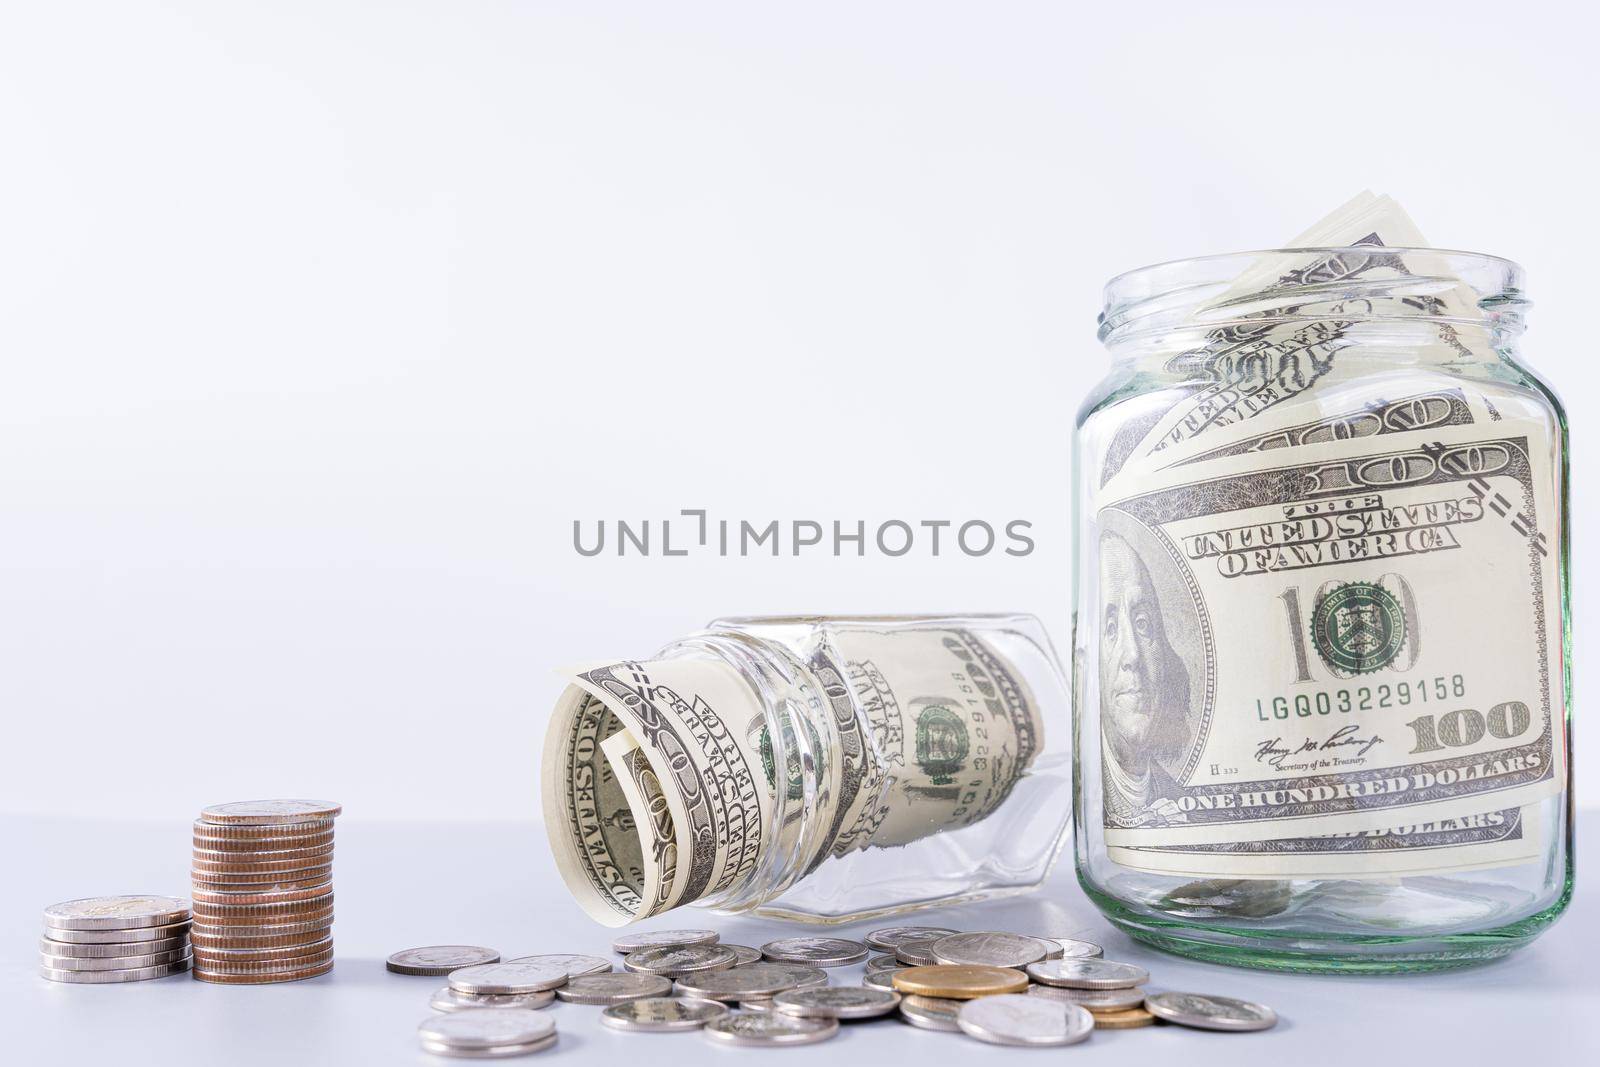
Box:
[448,962,569,995]
[43,896,190,932]
[610,928,719,954]
[702,1012,839,1047]
[1143,991,1279,1032]
[899,994,964,1032]
[556,973,672,1005]
[892,965,1028,999]
[929,932,1047,969]
[387,946,501,976]
[431,988,556,1013]
[957,993,1094,1047]
[600,997,729,1032]
[1026,958,1148,989]
[773,986,901,1020]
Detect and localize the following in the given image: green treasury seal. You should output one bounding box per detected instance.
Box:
[1310,581,1408,675]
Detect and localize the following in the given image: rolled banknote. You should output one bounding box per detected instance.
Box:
[542,626,1045,925]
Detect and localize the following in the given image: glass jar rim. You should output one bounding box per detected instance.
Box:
[1103,245,1520,293]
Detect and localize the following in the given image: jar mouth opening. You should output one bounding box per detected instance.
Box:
[1102,245,1520,294]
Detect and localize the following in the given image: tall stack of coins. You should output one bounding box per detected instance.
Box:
[39,896,192,983]
[190,800,341,984]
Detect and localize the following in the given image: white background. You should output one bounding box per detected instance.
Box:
[1,0,1592,821]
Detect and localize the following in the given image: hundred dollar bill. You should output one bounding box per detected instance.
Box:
[1097,192,1479,492]
[1090,422,1564,848]
[542,628,1042,925]
[1108,804,1542,879]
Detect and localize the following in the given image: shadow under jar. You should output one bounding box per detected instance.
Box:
[1072,247,1572,974]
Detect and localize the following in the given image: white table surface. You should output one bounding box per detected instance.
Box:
[4,815,1594,1064]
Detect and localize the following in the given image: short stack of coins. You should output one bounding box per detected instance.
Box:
[39,895,192,984]
[189,799,341,984]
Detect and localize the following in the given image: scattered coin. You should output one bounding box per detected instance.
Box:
[1025,958,1148,989]
[865,954,901,972]
[387,946,501,976]
[899,994,963,1032]
[773,986,901,1020]
[448,962,569,996]
[43,896,191,931]
[1143,991,1279,1032]
[718,944,763,966]
[1093,1007,1157,1029]
[505,953,612,977]
[556,972,672,1005]
[760,937,868,967]
[431,987,556,1013]
[740,998,774,1013]
[600,996,729,1032]
[38,960,192,984]
[930,932,1047,969]
[610,928,719,954]
[702,1011,839,1047]
[1027,984,1147,1011]
[862,968,904,992]
[417,1008,556,1055]
[673,962,816,1000]
[891,965,1028,999]
[864,927,960,952]
[199,800,343,825]
[893,939,942,967]
[622,944,737,977]
[956,993,1094,1047]
[1041,938,1103,960]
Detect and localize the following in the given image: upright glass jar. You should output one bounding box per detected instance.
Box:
[543,613,1072,925]
[1072,247,1571,973]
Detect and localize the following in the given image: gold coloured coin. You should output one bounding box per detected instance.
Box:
[192,958,334,984]
[1092,1007,1157,1029]
[891,965,1028,999]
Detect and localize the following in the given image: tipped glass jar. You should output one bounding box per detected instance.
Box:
[1073,245,1571,973]
[542,613,1072,925]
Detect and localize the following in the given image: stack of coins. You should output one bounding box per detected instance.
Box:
[190,799,341,984]
[39,896,192,984]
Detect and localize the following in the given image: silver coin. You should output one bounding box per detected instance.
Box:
[862,968,904,992]
[600,996,729,1032]
[893,939,941,967]
[504,953,611,977]
[773,986,900,1020]
[418,1008,556,1050]
[39,959,191,983]
[739,998,774,1013]
[930,932,1047,969]
[610,928,719,954]
[718,943,763,966]
[674,962,816,1000]
[863,926,960,952]
[761,937,868,967]
[41,920,190,945]
[43,895,190,932]
[417,1034,557,1058]
[899,994,963,1032]
[387,946,500,976]
[1025,958,1148,989]
[431,987,556,1013]
[865,954,901,972]
[956,994,1094,1047]
[447,962,569,995]
[1144,991,1279,1032]
[1041,938,1103,960]
[42,948,190,971]
[622,944,736,977]
[555,972,671,1005]
[702,1011,839,1047]
[199,799,342,825]
[1027,984,1147,1010]
[40,934,189,958]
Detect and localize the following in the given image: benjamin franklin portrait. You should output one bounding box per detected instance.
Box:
[1097,525,1202,827]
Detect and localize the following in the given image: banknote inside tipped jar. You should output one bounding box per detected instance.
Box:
[1074,192,1573,974]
